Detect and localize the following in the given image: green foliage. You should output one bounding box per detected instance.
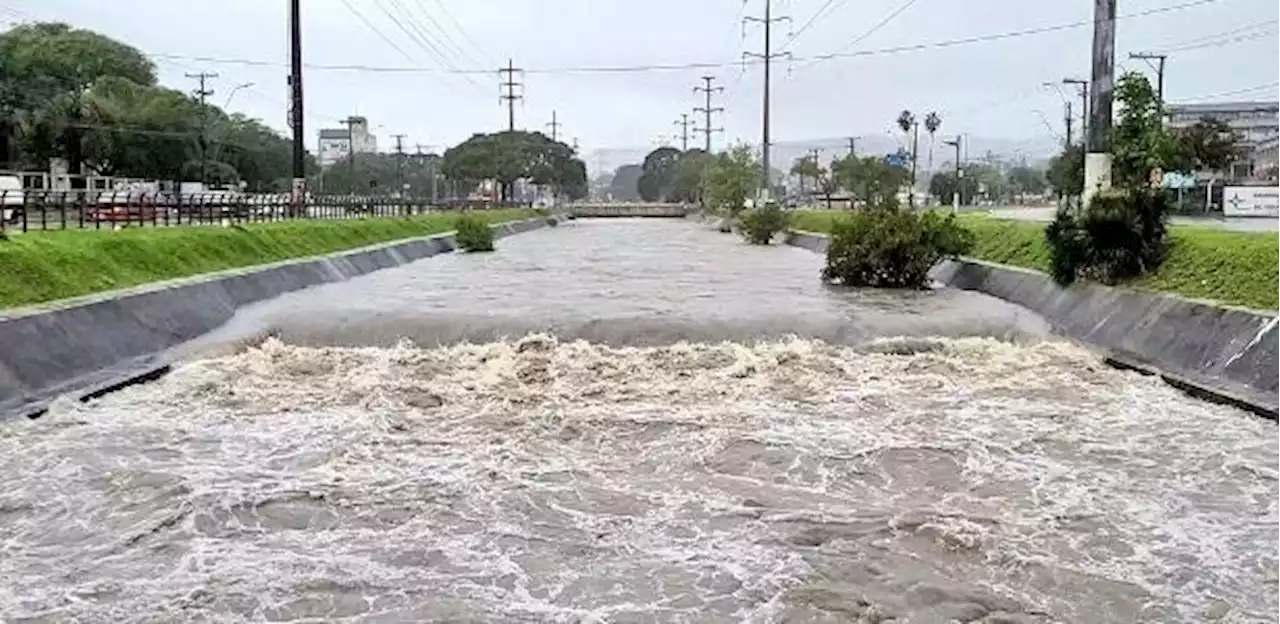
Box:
[669,149,712,203]
[1046,145,1085,197]
[821,205,974,288]
[795,211,1277,309]
[737,203,790,245]
[701,145,761,217]
[1045,189,1169,285]
[440,131,586,201]
[1006,165,1047,196]
[1111,72,1182,188]
[316,151,444,195]
[1171,117,1242,174]
[637,147,681,201]
[0,209,536,309]
[832,155,909,207]
[928,170,977,206]
[453,213,495,252]
[609,164,643,201]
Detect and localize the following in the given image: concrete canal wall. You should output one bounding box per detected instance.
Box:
[786,230,1279,418]
[0,217,552,418]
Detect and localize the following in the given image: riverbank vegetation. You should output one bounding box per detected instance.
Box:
[792,211,1277,310]
[0,209,537,309]
[453,213,496,252]
[820,202,972,288]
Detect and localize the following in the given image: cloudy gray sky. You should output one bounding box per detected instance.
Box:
[9,0,1279,160]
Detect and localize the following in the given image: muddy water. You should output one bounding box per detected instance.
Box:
[0,219,1275,623]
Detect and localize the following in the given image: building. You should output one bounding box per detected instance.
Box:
[317,116,378,166]
[1166,101,1279,181]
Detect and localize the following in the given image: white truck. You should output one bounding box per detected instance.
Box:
[1,175,23,225]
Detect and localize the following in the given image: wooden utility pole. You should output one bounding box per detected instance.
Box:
[185,72,217,185]
[847,137,857,158]
[498,59,524,132]
[693,76,724,153]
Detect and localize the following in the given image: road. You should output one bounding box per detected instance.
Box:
[1,219,1274,623]
[981,205,1279,232]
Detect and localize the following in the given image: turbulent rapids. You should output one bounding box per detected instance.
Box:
[1,335,1275,622]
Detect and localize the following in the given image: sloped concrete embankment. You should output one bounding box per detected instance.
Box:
[786,230,1279,418]
[0,218,550,418]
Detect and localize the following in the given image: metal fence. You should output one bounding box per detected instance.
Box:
[0,190,526,233]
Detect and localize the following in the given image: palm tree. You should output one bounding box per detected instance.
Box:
[895,110,920,207]
[924,112,941,202]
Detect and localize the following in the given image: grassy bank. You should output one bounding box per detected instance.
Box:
[0,209,539,309]
[790,211,1278,310]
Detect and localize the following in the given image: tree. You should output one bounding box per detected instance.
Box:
[636,146,682,201]
[1,22,157,170]
[1111,71,1182,189]
[609,164,643,200]
[701,145,761,216]
[440,130,585,202]
[1172,117,1242,175]
[815,161,840,209]
[669,149,711,203]
[790,154,823,196]
[923,111,941,184]
[833,155,909,207]
[1047,144,1085,199]
[928,170,978,206]
[1006,165,1047,198]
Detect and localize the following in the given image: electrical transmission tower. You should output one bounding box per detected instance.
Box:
[498,58,524,132]
[185,71,218,185]
[546,110,562,141]
[674,113,691,151]
[744,0,791,197]
[693,76,724,153]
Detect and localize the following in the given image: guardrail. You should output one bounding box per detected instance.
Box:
[0,190,527,233]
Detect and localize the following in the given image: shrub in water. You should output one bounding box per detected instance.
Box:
[737,203,790,245]
[454,213,495,252]
[821,204,973,288]
[1045,188,1168,285]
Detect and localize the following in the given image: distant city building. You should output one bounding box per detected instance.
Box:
[1166,101,1279,181]
[317,116,378,166]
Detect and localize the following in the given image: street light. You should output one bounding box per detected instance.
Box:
[222,82,255,109]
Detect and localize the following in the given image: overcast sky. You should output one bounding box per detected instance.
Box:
[9,0,1279,156]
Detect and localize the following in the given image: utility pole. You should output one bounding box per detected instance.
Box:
[498,58,524,132]
[1129,52,1168,105]
[1083,0,1117,208]
[744,0,791,199]
[943,136,962,212]
[1063,78,1088,146]
[546,110,562,141]
[674,113,691,151]
[847,137,857,158]
[185,72,218,185]
[392,133,407,198]
[1063,101,1074,149]
[693,76,724,153]
[340,116,361,194]
[416,143,439,203]
[288,0,306,208]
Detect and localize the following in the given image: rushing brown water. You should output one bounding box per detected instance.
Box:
[0,219,1275,623]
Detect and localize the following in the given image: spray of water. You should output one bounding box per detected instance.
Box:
[0,334,1274,622]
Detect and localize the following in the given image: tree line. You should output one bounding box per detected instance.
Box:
[1,22,589,201]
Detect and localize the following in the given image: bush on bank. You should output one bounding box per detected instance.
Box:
[820,203,973,288]
[0,209,537,309]
[793,210,1278,310]
[737,203,790,245]
[453,213,496,252]
[1045,189,1168,286]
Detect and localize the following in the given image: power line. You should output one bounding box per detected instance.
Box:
[403,0,488,69]
[337,0,420,66]
[147,0,1225,76]
[430,0,496,66]
[779,0,850,51]
[1169,81,1280,103]
[1156,29,1276,53]
[795,0,921,70]
[1150,18,1277,51]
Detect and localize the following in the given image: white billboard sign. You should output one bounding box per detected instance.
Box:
[1222,186,1279,217]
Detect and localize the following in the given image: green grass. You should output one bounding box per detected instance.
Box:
[0,209,538,310]
[791,210,1278,310]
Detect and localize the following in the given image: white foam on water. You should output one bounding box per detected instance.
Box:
[0,335,1274,623]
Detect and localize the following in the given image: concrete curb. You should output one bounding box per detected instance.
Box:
[784,230,1279,419]
[0,217,551,418]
